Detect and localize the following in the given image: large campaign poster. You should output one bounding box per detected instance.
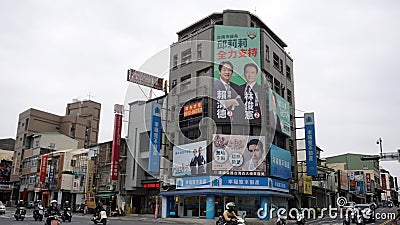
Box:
[213,25,263,125]
[269,89,291,137]
[212,134,266,176]
[172,141,207,176]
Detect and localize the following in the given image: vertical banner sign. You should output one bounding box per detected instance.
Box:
[366,173,371,193]
[213,25,262,125]
[303,176,312,195]
[349,171,356,192]
[110,113,122,181]
[304,113,317,176]
[269,89,291,137]
[148,102,162,173]
[40,155,48,182]
[86,160,94,193]
[381,174,387,190]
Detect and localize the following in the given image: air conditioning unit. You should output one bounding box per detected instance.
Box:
[107,185,114,191]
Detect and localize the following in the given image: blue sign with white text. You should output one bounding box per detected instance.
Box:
[148,102,162,173]
[270,144,292,179]
[304,113,317,176]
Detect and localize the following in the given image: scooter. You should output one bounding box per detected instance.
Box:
[62,207,72,222]
[343,214,350,225]
[33,205,44,221]
[14,206,26,221]
[92,209,107,225]
[355,214,364,225]
[277,215,287,225]
[46,215,62,225]
[296,213,305,225]
[215,215,245,225]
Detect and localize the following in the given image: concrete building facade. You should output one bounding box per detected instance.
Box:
[162,9,297,220]
[11,100,101,203]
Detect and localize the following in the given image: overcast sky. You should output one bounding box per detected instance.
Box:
[1,1,400,180]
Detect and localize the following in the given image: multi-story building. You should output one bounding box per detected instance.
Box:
[380,167,398,205]
[326,153,381,204]
[19,132,78,204]
[160,9,296,220]
[0,149,14,203]
[125,97,166,214]
[91,138,127,213]
[11,100,101,203]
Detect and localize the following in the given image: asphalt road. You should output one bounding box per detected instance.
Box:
[0,209,189,225]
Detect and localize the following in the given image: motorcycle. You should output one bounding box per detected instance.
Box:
[33,205,44,221]
[296,212,305,225]
[355,214,364,225]
[343,214,350,225]
[92,209,107,225]
[14,206,26,221]
[215,215,245,225]
[46,215,62,225]
[62,207,72,222]
[277,215,287,225]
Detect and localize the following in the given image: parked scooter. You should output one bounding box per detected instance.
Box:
[33,205,44,221]
[62,206,72,222]
[92,209,107,225]
[14,206,26,221]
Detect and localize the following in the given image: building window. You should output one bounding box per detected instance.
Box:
[171,79,177,89]
[274,79,280,94]
[265,45,270,62]
[279,59,283,72]
[286,65,292,81]
[273,53,280,69]
[173,54,178,69]
[197,44,202,59]
[181,74,191,82]
[70,124,76,138]
[287,89,292,105]
[25,118,29,131]
[181,48,191,65]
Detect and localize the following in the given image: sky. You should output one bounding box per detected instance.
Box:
[1,1,400,180]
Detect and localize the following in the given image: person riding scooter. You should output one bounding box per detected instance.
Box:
[223,202,239,225]
[62,200,72,222]
[33,200,44,221]
[45,200,61,225]
[14,200,26,221]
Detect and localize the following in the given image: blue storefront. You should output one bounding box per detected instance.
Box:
[159,176,292,220]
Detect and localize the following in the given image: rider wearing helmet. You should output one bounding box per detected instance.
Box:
[223,202,239,225]
[16,200,24,207]
[45,200,61,225]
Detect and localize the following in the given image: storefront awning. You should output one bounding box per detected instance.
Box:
[159,189,293,199]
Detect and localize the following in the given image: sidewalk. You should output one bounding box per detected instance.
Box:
[74,213,298,225]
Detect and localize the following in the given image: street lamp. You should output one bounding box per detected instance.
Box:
[377,138,383,157]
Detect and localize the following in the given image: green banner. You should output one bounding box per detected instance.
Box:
[269,89,291,137]
[213,25,262,124]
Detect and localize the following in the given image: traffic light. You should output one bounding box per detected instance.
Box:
[111,195,115,201]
